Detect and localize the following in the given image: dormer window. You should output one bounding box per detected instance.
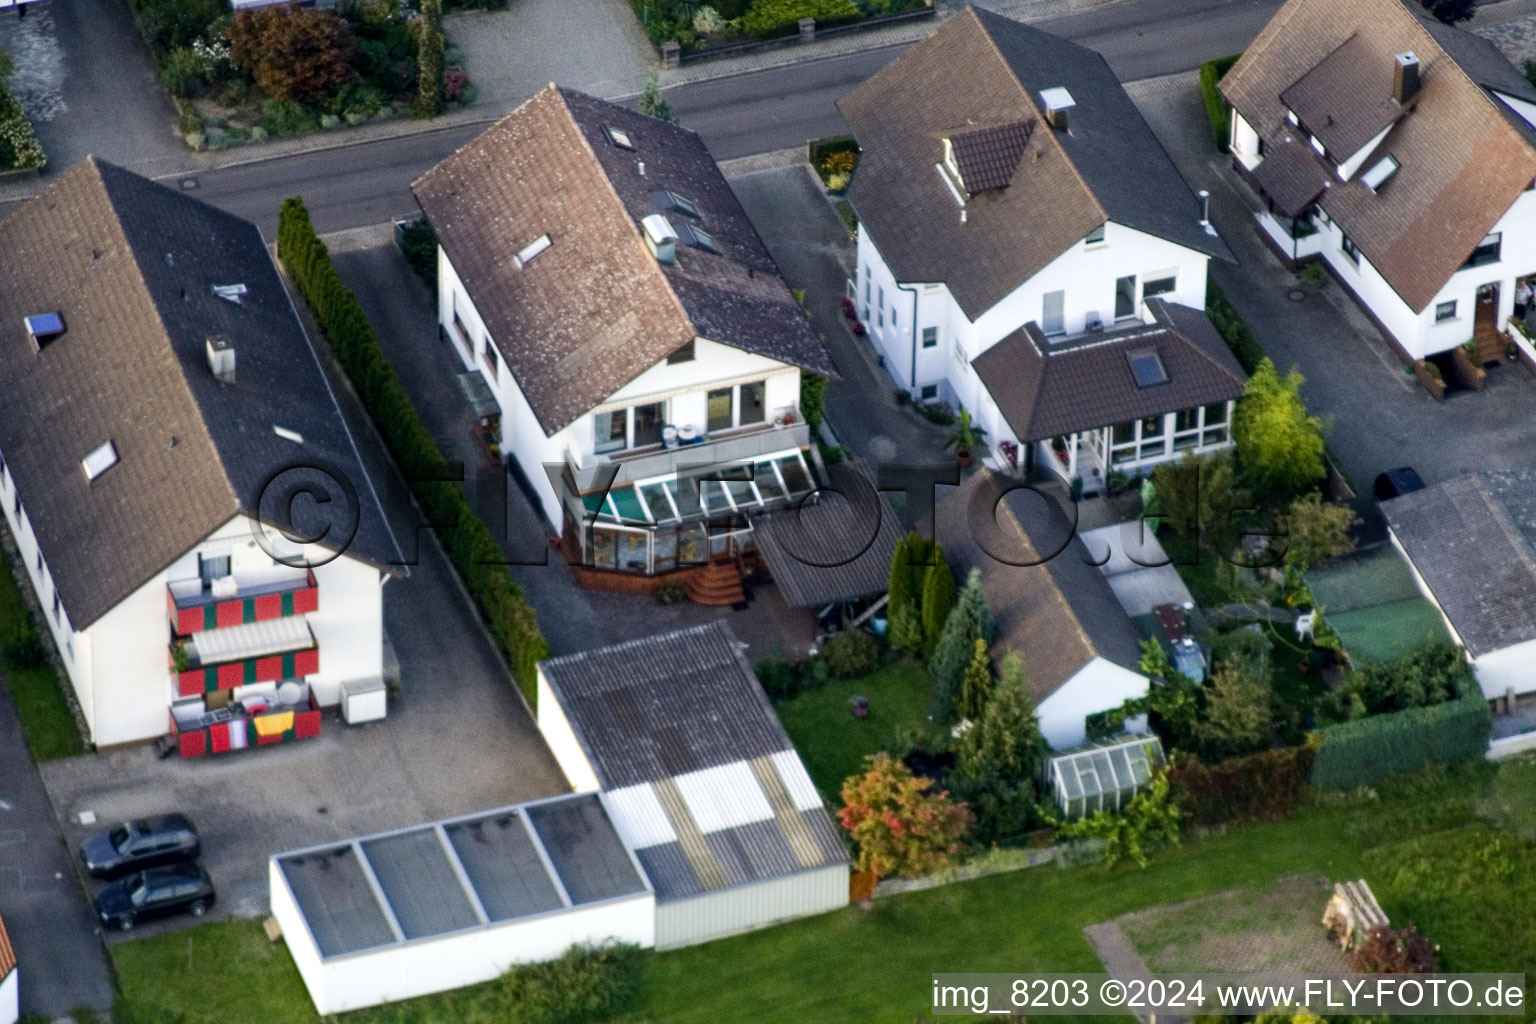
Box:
[1361,155,1399,193]
[652,190,699,218]
[82,441,119,482]
[25,312,65,350]
[514,234,551,269]
[603,124,635,150]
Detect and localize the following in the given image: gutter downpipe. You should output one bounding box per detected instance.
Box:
[898,281,921,393]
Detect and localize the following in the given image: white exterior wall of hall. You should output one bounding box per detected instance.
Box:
[854,222,1212,445]
[653,863,849,950]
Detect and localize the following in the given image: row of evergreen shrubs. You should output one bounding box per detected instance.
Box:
[276,196,549,704]
[1310,692,1492,789]
[1199,53,1242,153]
[1205,277,1266,374]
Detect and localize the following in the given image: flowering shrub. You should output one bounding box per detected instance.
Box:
[443,67,469,103]
[839,752,972,879]
[1349,925,1437,974]
[0,69,45,172]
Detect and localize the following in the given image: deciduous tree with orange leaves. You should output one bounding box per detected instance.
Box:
[838,753,972,880]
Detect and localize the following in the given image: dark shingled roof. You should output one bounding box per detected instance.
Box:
[1381,471,1536,658]
[1221,0,1536,313]
[1280,33,1415,160]
[948,120,1033,192]
[971,299,1246,443]
[936,472,1145,704]
[753,460,906,608]
[413,85,833,436]
[538,621,794,789]
[839,6,1230,321]
[1250,134,1334,217]
[0,158,400,630]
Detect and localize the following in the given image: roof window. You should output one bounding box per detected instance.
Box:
[25,312,66,350]
[603,124,636,150]
[652,190,699,218]
[1361,155,1399,193]
[1127,350,1168,389]
[81,441,119,482]
[514,234,551,269]
[212,283,248,305]
[676,222,719,254]
[273,425,304,445]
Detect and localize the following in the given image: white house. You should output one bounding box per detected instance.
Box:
[1381,471,1536,702]
[1221,0,1536,365]
[0,910,15,1024]
[838,7,1235,491]
[412,86,835,599]
[937,473,1152,750]
[0,158,401,754]
[536,622,850,949]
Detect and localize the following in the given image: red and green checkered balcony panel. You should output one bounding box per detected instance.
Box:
[167,575,318,636]
[175,647,320,697]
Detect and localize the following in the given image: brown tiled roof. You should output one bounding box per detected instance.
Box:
[839,7,1229,321]
[1280,34,1415,159]
[1221,0,1536,312]
[971,299,1246,443]
[1251,134,1332,217]
[948,120,1034,192]
[0,159,401,630]
[0,908,13,980]
[936,472,1144,704]
[412,86,832,436]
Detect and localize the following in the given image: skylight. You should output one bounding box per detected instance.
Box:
[652,190,699,218]
[513,234,552,269]
[603,124,635,150]
[676,222,719,254]
[1127,350,1168,389]
[1361,155,1400,193]
[273,425,305,444]
[212,283,248,304]
[81,441,119,482]
[25,312,66,349]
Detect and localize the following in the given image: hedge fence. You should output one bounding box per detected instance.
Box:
[277,197,549,705]
[1310,693,1491,790]
[1205,277,1265,374]
[1168,743,1315,829]
[1199,53,1242,153]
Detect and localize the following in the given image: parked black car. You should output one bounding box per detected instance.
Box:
[1374,466,1426,502]
[79,814,200,878]
[94,863,215,931]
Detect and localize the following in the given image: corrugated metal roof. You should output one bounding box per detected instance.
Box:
[191,615,313,664]
[604,783,678,849]
[770,750,823,812]
[674,762,775,833]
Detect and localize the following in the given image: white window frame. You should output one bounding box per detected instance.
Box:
[921,326,938,349]
[592,400,669,455]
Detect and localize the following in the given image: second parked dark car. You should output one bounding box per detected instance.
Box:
[79,814,200,878]
[94,863,216,931]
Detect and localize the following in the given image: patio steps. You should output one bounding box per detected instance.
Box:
[1474,323,1505,365]
[687,562,745,607]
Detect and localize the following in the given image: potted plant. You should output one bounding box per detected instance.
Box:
[944,408,987,467]
[1106,469,1130,496]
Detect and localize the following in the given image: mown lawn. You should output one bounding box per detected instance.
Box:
[112,759,1536,1024]
[0,553,83,760]
[772,661,932,798]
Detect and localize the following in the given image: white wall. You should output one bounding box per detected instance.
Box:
[654,864,849,950]
[0,965,15,1024]
[536,671,600,793]
[272,859,656,1015]
[856,220,1211,444]
[1231,113,1262,172]
[1037,657,1151,750]
[307,552,384,708]
[1468,640,1536,701]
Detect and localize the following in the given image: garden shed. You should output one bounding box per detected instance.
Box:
[1045,735,1165,818]
[269,793,654,1014]
[537,622,850,950]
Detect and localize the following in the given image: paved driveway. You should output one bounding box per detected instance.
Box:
[0,685,114,1016]
[1127,72,1536,491]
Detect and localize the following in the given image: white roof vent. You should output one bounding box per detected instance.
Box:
[82,441,119,482]
[205,335,236,384]
[273,425,304,445]
[1041,87,1075,130]
[513,234,551,269]
[212,283,248,304]
[641,214,678,265]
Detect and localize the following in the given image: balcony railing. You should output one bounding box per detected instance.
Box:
[169,690,322,758]
[168,569,317,636]
[585,421,811,488]
[173,618,319,696]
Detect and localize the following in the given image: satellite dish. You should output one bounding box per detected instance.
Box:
[278,682,302,705]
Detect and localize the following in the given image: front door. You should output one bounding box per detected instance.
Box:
[1477,283,1499,332]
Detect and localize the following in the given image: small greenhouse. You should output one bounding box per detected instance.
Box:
[1045,735,1165,818]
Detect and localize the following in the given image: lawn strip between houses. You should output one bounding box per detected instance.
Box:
[0,541,84,761]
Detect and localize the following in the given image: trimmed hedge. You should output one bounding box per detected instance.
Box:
[277,197,549,705]
[741,0,861,38]
[1168,744,1314,829]
[1310,694,1491,789]
[1199,53,1241,153]
[1206,277,1266,374]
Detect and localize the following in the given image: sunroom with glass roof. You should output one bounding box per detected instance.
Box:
[1045,734,1165,819]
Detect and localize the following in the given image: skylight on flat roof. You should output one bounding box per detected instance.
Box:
[604,124,635,150]
[81,441,119,482]
[1361,155,1400,193]
[514,234,552,269]
[25,312,65,349]
[1127,350,1168,389]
